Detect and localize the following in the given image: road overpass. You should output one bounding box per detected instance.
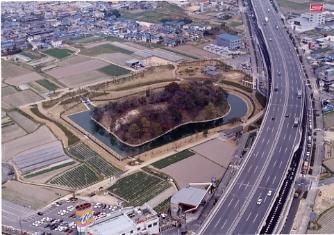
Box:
[199,0,305,234]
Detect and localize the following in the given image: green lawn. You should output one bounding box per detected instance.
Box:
[36,79,59,91]
[80,43,133,56]
[152,150,194,169]
[98,64,131,76]
[108,171,170,206]
[44,48,73,59]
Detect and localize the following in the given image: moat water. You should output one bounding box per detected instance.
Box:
[68,94,247,158]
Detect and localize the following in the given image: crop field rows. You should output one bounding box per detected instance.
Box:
[68,142,122,177]
[151,149,194,169]
[108,171,170,206]
[49,164,101,189]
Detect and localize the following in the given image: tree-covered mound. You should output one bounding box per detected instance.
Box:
[91,81,229,145]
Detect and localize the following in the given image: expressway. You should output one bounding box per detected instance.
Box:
[199,0,305,234]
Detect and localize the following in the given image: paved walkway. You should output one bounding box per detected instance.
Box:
[146,185,177,208]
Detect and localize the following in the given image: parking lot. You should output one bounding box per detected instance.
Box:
[19,198,122,234]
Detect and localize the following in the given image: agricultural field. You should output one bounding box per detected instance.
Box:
[2,180,69,210]
[152,150,194,169]
[96,53,137,68]
[5,71,44,86]
[171,45,217,60]
[46,58,110,88]
[3,125,57,162]
[108,171,171,206]
[43,48,73,59]
[36,79,59,91]
[68,142,122,177]
[2,89,43,110]
[2,86,18,97]
[80,43,133,56]
[98,64,131,76]
[2,123,27,143]
[7,110,39,133]
[49,164,102,189]
[14,141,73,174]
[120,2,185,24]
[1,59,31,79]
[20,51,45,60]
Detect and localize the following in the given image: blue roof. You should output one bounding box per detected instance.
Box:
[218,33,240,41]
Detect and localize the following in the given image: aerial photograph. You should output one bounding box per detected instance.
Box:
[1,0,334,234]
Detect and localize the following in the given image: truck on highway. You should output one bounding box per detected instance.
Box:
[264,17,269,23]
[293,117,299,127]
[297,89,302,98]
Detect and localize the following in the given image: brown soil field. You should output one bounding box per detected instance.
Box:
[56,55,91,67]
[4,72,44,86]
[7,110,40,133]
[47,59,109,79]
[172,45,218,59]
[2,86,18,97]
[161,153,225,188]
[57,70,109,88]
[3,126,57,162]
[123,42,149,50]
[2,90,43,110]
[111,41,143,52]
[1,60,32,79]
[96,53,137,67]
[2,124,27,143]
[2,180,70,210]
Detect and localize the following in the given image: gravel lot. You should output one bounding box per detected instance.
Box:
[161,153,225,188]
[191,139,237,168]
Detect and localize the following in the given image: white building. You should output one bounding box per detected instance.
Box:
[87,205,159,235]
[51,40,62,48]
[288,12,325,32]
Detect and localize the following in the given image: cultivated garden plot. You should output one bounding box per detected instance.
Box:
[49,163,102,189]
[43,48,73,59]
[108,171,171,206]
[151,150,194,169]
[68,142,122,177]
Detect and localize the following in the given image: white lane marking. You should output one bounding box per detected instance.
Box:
[220,220,228,230]
[273,175,277,184]
[279,160,283,169]
[278,146,282,153]
[246,212,252,222]
[252,213,259,223]
[234,200,239,209]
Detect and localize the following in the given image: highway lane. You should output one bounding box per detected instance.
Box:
[199,0,304,234]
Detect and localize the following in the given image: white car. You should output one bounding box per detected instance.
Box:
[257,198,263,205]
[267,190,272,196]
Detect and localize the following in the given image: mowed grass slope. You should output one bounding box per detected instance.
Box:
[108,171,170,206]
[44,48,73,59]
[152,150,194,169]
[80,44,133,56]
[98,64,131,76]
